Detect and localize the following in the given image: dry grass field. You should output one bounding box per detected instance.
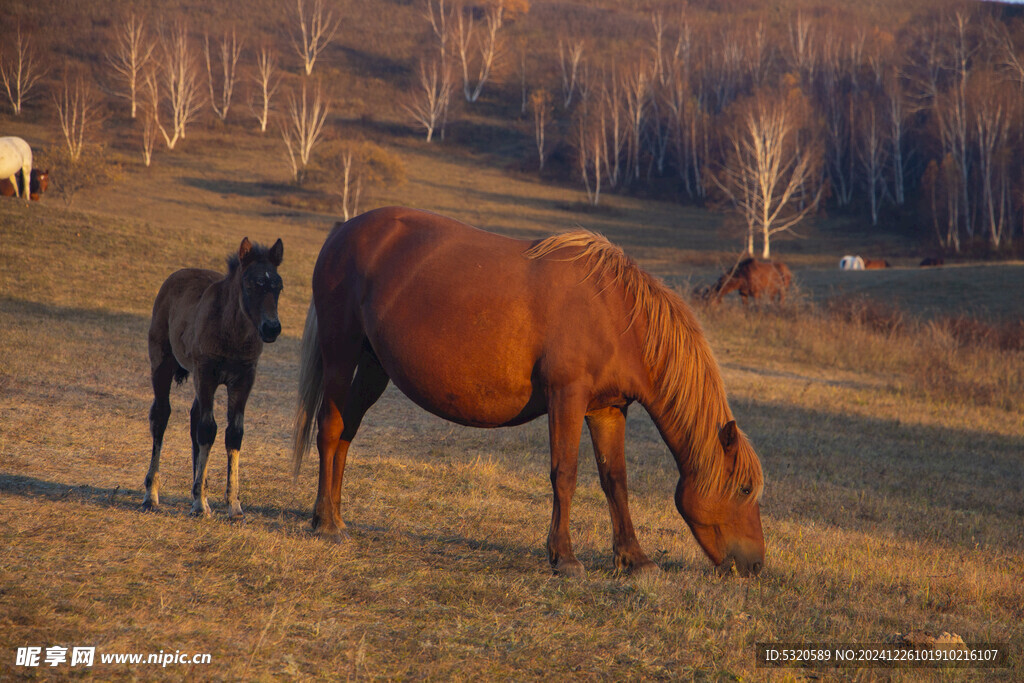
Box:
[2,103,1024,682]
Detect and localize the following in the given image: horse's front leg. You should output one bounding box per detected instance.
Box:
[21,166,30,201]
[225,368,256,520]
[546,386,589,578]
[585,405,658,574]
[190,370,218,517]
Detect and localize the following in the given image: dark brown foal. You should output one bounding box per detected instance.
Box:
[144,238,283,518]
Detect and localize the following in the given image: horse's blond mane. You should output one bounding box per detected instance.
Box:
[524,230,763,501]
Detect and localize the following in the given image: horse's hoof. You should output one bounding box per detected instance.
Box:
[140,500,159,513]
[629,560,661,576]
[313,526,350,543]
[190,502,212,518]
[553,559,585,579]
[227,504,244,520]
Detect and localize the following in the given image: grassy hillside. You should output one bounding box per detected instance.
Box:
[2,0,1023,679]
[2,109,1023,679]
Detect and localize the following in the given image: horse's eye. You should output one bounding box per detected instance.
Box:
[739,485,753,497]
[256,278,266,288]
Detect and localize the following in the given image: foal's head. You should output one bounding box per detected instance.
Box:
[231,237,284,343]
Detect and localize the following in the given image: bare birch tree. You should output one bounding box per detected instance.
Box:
[453,3,503,103]
[281,80,330,181]
[141,108,158,166]
[856,96,887,226]
[710,91,823,258]
[54,71,100,162]
[558,38,584,108]
[249,46,280,133]
[144,24,204,150]
[622,61,649,183]
[529,88,551,171]
[971,71,1014,248]
[1,27,46,116]
[205,28,243,122]
[107,13,154,119]
[405,58,453,143]
[293,0,340,76]
[425,0,452,57]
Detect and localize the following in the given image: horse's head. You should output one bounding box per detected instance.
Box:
[30,169,49,200]
[236,237,284,343]
[674,421,765,577]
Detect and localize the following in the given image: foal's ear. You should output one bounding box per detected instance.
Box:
[238,237,254,265]
[718,420,739,462]
[268,238,284,266]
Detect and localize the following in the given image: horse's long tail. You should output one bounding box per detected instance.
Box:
[292,300,323,479]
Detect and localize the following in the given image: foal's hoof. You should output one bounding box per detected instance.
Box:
[190,501,212,518]
[553,558,586,579]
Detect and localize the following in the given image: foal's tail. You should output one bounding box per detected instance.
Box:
[292,301,324,479]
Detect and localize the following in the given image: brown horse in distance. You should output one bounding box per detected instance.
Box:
[706,258,792,305]
[144,238,284,518]
[863,258,890,269]
[293,207,765,577]
[0,169,49,200]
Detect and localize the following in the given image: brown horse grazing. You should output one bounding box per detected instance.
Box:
[144,238,284,518]
[293,207,765,577]
[0,169,49,200]
[863,258,890,269]
[706,258,792,305]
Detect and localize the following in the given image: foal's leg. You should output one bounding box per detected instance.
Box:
[189,370,218,517]
[546,387,588,577]
[586,406,657,574]
[143,357,177,511]
[224,368,256,519]
[314,348,390,540]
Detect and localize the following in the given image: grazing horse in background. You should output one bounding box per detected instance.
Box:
[863,258,890,269]
[920,257,944,267]
[0,168,49,200]
[839,255,865,270]
[144,238,284,518]
[0,137,32,201]
[704,258,792,305]
[293,207,765,577]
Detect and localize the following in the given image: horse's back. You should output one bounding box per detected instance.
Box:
[0,137,31,168]
[313,207,640,426]
[149,268,222,367]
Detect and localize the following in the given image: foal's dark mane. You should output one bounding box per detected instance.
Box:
[226,241,275,273]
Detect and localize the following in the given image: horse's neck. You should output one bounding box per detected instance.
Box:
[211,272,258,351]
[634,309,732,478]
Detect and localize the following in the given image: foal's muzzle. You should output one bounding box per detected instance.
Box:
[259,319,282,343]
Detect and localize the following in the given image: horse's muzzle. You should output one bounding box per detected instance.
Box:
[716,553,763,578]
[259,319,282,343]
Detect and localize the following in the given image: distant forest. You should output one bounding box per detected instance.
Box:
[4,0,1024,255]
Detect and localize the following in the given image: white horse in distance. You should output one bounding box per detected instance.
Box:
[0,137,32,201]
[839,255,865,271]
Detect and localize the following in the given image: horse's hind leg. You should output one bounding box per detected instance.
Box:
[224,368,256,519]
[314,345,389,540]
[189,370,218,517]
[585,406,657,574]
[143,357,177,511]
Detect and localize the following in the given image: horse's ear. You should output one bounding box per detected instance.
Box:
[718,421,739,462]
[268,238,283,266]
[238,237,254,265]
